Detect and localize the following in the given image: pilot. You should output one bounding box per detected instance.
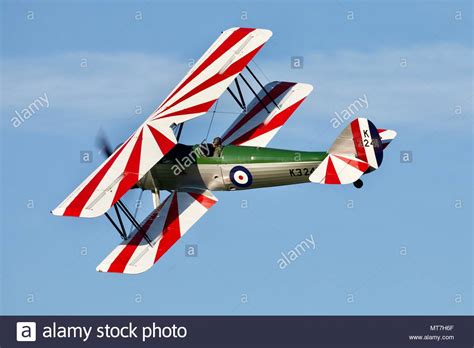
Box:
[212,137,223,157]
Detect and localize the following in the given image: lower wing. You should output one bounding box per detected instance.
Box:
[221,81,313,147]
[96,190,217,274]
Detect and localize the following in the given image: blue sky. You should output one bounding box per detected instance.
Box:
[1,0,472,315]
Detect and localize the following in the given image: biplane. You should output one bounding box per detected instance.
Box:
[52,27,397,274]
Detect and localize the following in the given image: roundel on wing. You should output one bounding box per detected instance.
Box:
[229,166,253,188]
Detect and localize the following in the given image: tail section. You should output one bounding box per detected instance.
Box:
[310,118,396,185]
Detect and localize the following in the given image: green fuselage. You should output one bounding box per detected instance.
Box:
[137,144,327,192]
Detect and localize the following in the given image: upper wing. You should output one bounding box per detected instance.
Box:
[221,82,313,147]
[52,27,271,218]
[96,190,217,274]
[152,27,273,125]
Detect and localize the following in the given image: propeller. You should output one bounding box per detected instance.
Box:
[96,128,113,157]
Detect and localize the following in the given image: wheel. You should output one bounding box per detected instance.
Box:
[353,179,363,189]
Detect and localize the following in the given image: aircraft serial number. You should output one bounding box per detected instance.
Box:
[289,168,315,177]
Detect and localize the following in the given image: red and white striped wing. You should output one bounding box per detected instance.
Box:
[52,122,176,218]
[151,27,272,125]
[97,190,217,274]
[309,154,369,184]
[221,82,313,147]
[52,27,271,218]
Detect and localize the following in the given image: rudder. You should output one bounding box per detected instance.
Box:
[329,118,383,169]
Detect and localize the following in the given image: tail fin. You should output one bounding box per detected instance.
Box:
[310,118,396,185]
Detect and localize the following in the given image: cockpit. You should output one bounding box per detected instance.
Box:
[198,137,224,158]
[158,137,224,166]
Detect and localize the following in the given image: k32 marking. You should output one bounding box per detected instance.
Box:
[289,167,315,177]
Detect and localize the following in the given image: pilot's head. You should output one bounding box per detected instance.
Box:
[212,137,222,147]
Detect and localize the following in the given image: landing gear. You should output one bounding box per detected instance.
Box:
[353,179,363,189]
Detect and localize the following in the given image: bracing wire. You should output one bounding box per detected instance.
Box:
[251,59,271,83]
[205,99,219,141]
[212,111,241,115]
[204,60,268,142]
[129,189,144,233]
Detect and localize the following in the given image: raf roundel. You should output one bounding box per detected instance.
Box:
[230,166,253,188]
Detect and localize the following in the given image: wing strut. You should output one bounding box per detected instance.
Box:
[105,211,127,240]
[238,73,270,113]
[227,66,280,114]
[226,86,246,110]
[116,200,153,245]
[245,66,280,110]
[104,200,153,246]
[226,63,282,114]
[235,79,246,111]
[175,123,184,142]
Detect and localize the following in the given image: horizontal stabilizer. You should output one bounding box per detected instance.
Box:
[309,154,369,184]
